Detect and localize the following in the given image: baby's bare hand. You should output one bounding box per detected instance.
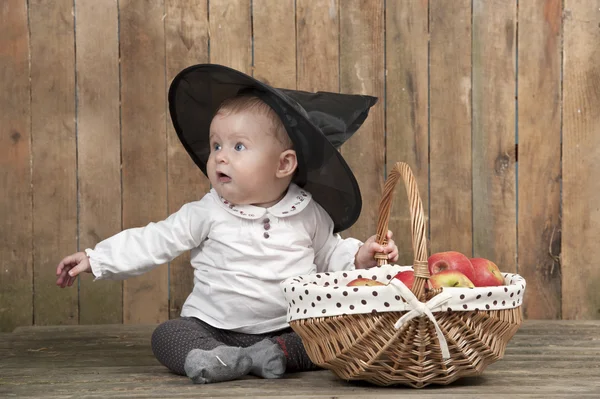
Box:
[56,252,92,288]
[354,230,399,269]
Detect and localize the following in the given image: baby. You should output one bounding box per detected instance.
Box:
[56,64,399,384]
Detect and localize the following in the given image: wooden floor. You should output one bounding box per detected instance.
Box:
[1,320,599,398]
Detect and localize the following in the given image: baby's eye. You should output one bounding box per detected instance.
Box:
[212,143,221,151]
[234,143,246,151]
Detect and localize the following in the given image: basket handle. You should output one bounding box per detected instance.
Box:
[374,162,429,301]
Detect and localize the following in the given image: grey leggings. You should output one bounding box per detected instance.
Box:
[151,317,319,375]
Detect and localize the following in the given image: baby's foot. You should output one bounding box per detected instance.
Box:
[184,346,252,384]
[243,339,286,379]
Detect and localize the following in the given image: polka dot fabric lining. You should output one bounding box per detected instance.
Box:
[281,264,526,322]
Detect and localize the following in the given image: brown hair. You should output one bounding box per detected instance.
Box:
[216,95,293,149]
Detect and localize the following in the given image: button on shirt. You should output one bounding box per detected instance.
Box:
[86,183,362,334]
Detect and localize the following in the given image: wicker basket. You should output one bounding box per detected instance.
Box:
[282,162,525,388]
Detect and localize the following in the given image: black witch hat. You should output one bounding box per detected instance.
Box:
[168,64,377,233]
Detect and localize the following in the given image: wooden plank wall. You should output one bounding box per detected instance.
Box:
[518,0,562,319]
[562,0,600,319]
[1,0,599,332]
[76,1,122,325]
[1,0,32,330]
[29,0,78,326]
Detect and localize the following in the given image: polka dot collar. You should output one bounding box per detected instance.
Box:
[211,183,312,220]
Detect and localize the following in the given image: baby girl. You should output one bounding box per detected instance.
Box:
[56,64,398,384]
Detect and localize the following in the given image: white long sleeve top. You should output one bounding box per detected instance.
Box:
[85,183,362,334]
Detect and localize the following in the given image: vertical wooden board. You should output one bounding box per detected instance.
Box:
[29,0,78,326]
[209,0,251,74]
[0,0,32,332]
[76,1,123,325]
[165,0,210,319]
[120,0,168,324]
[472,1,517,273]
[339,0,385,242]
[253,0,296,88]
[518,0,562,319]
[562,0,600,319]
[429,1,472,255]
[296,0,339,93]
[385,0,429,265]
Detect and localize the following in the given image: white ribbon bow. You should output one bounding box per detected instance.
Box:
[389,279,453,360]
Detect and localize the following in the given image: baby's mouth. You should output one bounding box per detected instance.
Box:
[217,172,231,183]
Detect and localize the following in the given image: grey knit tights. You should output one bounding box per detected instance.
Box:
[151,317,319,376]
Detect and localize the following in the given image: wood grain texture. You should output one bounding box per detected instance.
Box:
[0,0,32,332]
[385,0,429,266]
[165,0,210,320]
[253,0,296,89]
[562,0,600,319]
[120,0,168,324]
[429,0,473,255]
[4,0,600,326]
[209,0,251,73]
[76,0,123,325]
[29,0,78,326]
[472,1,517,273]
[2,321,600,397]
[296,0,339,93]
[339,0,385,242]
[518,0,562,319]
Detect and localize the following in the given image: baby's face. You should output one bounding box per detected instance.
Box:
[207,109,288,206]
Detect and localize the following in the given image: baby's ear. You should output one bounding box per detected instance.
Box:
[276,149,297,178]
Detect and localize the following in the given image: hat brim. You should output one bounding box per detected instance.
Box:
[168,64,362,233]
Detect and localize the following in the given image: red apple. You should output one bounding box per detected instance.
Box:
[393,271,415,289]
[469,258,505,287]
[429,269,475,288]
[346,278,385,287]
[428,251,475,282]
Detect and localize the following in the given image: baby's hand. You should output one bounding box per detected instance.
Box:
[56,252,92,288]
[354,230,399,269]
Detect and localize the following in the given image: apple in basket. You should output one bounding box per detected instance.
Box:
[429,269,475,288]
[346,278,385,287]
[469,257,505,287]
[428,251,475,282]
[392,270,415,290]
